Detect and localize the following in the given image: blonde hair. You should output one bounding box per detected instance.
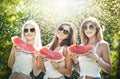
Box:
[21,20,42,50]
[80,17,103,45]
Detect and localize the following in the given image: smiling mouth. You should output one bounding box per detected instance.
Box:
[87,32,93,34]
[27,34,33,37]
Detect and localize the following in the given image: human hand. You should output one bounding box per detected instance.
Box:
[70,53,79,64]
[87,51,99,61]
[32,51,39,59]
[13,45,21,53]
[39,55,47,62]
[51,61,59,69]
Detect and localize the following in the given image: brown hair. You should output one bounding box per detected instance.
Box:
[49,22,77,50]
[80,17,103,45]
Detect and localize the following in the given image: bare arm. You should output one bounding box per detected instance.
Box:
[39,56,46,73]
[52,47,73,77]
[97,43,112,73]
[88,42,112,73]
[8,45,17,68]
[32,52,41,76]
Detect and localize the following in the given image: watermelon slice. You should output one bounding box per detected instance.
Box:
[11,36,36,53]
[39,47,64,62]
[69,45,94,54]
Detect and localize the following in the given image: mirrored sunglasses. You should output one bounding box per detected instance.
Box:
[24,28,35,33]
[58,27,69,34]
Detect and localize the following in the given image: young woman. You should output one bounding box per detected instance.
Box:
[8,20,42,79]
[71,17,112,79]
[36,22,77,79]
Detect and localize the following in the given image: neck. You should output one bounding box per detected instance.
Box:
[58,39,63,45]
[88,37,98,45]
[27,40,34,44]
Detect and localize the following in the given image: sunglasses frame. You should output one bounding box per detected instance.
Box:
[24,28,35,33]
[58,26,69,35]
[82,25,96,31]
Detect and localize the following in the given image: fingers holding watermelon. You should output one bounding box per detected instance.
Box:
[86,52,99,61]
[51,61,59,69]
[32,51,40,58]
[70,53,79,64]
[39,54,47,62]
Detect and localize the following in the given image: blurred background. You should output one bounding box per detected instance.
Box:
[0,0,120,79]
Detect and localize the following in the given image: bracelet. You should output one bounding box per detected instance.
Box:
[74,62,79,67]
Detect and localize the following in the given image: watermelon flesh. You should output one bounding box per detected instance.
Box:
[11,36,36,53]
[39,47,64,61]
[69,45,94,54]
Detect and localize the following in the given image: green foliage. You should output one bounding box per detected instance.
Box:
[0,0,27,79]
[96,0,120,79]
[0,0,120,79]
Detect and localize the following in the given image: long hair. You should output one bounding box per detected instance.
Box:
[21,20,42,50]
[80,17,103,45]
[49,22,77,50]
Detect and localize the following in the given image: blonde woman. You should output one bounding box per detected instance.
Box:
[71,17,112,79]
[8,20,42,79]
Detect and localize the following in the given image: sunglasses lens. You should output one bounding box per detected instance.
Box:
[24,28,35,33]
[58,27,69,34]
[82,26,87,30]
[89,25,94,30]
[63,30,69,34]
[30,28,35,32]
[82,25,95,30]
[24,29,28,33]
[58,27,63,31]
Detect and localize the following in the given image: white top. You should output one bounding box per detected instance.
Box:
[78,40,106,79]
[12,51,33,76]
[44,46,65,79]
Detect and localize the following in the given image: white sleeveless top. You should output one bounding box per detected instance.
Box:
[44,46,65,79]
[12,51,33,76]
[78,40,106,79]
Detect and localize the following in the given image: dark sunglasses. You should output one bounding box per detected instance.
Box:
[58,27,69,34]
[24,28,35,33]
[82,25,96,30]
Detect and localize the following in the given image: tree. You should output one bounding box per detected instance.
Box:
[96,0,120,79]
[0,0,27,78]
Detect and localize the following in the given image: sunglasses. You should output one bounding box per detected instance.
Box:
[24,28,35,33]
[82,25,96,30]
[58,27,69,34]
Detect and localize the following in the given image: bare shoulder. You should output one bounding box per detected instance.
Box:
[63,46,69,56]
[99,40,110,54]
[99,40,109,47]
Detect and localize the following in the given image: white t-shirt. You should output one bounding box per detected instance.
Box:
[44,46,65,79]
[78,40,106,79]
[12,51,33,76]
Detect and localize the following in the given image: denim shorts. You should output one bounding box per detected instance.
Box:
[93,77,101,79]
[47,76,65,79]
[59,76,65,79]
[9,72,31,79]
